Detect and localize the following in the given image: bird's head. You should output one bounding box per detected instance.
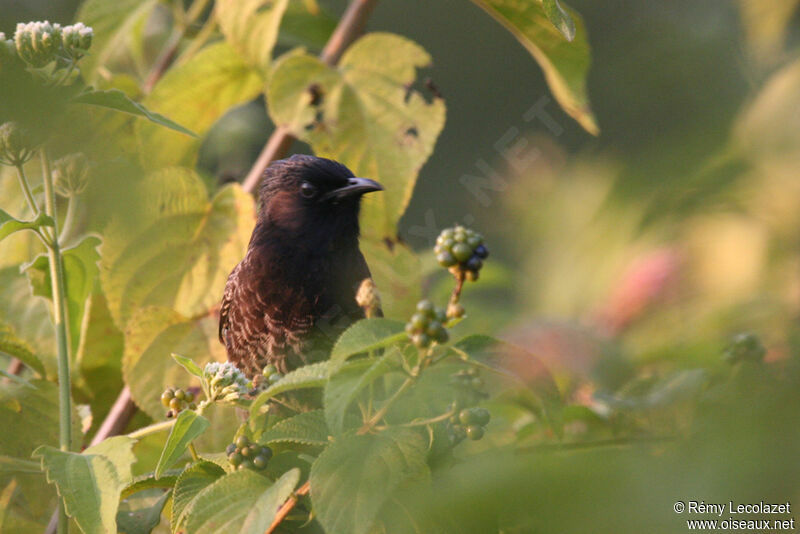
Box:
[256,154,382,245]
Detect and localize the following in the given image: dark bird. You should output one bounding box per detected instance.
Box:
[219,155,383,376]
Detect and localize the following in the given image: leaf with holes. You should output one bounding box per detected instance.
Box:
[471,0,597,134]
[267,33,446,239]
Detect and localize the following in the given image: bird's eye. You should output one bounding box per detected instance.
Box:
[300,181,317,199]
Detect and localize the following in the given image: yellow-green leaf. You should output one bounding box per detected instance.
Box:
[216,0,290,72]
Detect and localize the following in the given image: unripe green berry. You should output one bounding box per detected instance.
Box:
[416,300,435,316]
[434,308,447,323]
[238,460,254,471]
[236,435,249,449]
[467,235,482,248]
[188,402,197,410]
[168,397,181,411]
[253,455,267,469]
[184,391,194,403]
[240,446,251,458]
[426,321,442,338]
[451,425,467,442]
[437,251,457,267]
[466,425,484,440]
[472,407,491,426]
[410,313,427,330]
[174,389,186,401]
[439,229,454,241]
[405,322,415,335]
[160,390,174,407]
[458,409,477,426]
[449,415,460,426]
[262,364,278,377]
[452,243,472,262]
[412,333,430,348]
[434,326,449,344]
[229,452,243,466]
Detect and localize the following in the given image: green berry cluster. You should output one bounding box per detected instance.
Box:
[160,387,196,417]
[406,300,449,348]
[434,226,489,281]
[448,407,491,444]
[226,435,272,471]
[261,364,284,385]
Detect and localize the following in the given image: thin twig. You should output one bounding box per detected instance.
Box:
[266,480,311,534]
[241,0,379,194]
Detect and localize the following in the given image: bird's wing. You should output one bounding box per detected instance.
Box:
[219,262,240,344]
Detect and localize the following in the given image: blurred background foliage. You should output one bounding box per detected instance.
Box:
[2,0,800,532]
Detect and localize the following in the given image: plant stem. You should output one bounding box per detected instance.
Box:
[241,0,380,193]
[188,443,200,461]
[41,149,71,534]
[359,376,414,433]
[58,195,77,247]
[14,163,52,246]
[266,480,311,534]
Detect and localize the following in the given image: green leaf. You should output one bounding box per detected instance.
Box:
[0,454,43,475]
[172,353,204,379]
[216,0,290,71]
[101,169,254,329]
[117,488,170,534]
[325,351,400,435]
[155,410,210,479]
[310,428,430,534]
[471,0,598,134]
[122,472,181,500]
[250,361,330,416]
[33,442,136,534]
[0,321,44,376]
[183,468,300,533]
[0,209,53,242]
[329,318,407,373]
[359,238,422,318]
[76,0,159,81]
[136,42,263,168]
[74,89,196,136]
[85,436,138,488]
[543,0,576,41]
[259,409,329,446]
[454,335,564,435]
[122,308,226,420]
[23,236,102,354]
[267,33,446,239]
[171,461,225,533]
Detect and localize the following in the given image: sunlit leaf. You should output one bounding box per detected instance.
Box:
[216,0,290,71]
[155,410,210,478]
[250,361,330,415]
[101,168,254,329]
[85,436,137,488]
[171,461,225,533]
[329,318,407,373]
[471,0,598,134]
[183,468,300,533]
[259,409,329,446]
[310,428,430,534]
[136,42,263,168]
[267,33,446,239]
[172,353,204,379]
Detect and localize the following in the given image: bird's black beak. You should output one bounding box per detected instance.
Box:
[322,177,383,201]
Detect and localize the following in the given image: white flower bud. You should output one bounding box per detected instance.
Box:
[53,153,90,197]
[0,122,36,166]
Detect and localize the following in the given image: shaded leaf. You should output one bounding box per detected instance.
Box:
[0,267,55,374]
[325,351,400,435]
[472,0,598,134]
[250,361,330,416]
[136,42,263,168]
[259,409,329,446]
[216,0,290,71]
[183,468,300,533]
[117,488,170,534]
[101,168,254,329]
[76,0,159,81]
[122,471,181,499]
[0,209,53,242]
[155,409,210,478]
[171,461,225,533]
[0,321,44,376]
[359,238,422,318]
[74,89,195,136]
[310,428,430,534]
[278,0,337,50]
[267,33,446,239]
[454,335,563,435]
[23,235,102,354]
[329,318,407,373]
